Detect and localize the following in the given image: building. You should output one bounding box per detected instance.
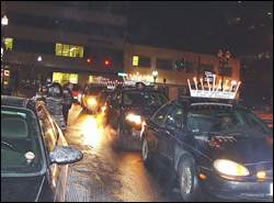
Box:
[1,1,128,93]
[240,52,273,107]
[124,43,241,99]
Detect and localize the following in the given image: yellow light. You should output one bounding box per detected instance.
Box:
[132,56,139,66]
[82,116,103,148]
[198,173,207,180]
[256,171,266,180]
[87,97,97,108]
[126,113,142,125]
[214,159,249,177]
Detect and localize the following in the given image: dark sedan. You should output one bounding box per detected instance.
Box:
[80,84,107,114]
[140,98,273,202]
[1,96,83,202]
[108,84,168,150]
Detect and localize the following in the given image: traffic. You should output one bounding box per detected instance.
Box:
[1,76,273,202]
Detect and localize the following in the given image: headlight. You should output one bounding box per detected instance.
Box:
[87,97,97,108]
[213,159,249,177]
[125,113,142,125]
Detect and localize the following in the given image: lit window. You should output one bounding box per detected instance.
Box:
[55,43,62,56]
[4,38,13,50]
[63,44,70,57]
[132,56,139,66]
[55,43,84,58]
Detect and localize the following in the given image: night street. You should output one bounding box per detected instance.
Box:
[65,104,180,202]
[1,1,273,202]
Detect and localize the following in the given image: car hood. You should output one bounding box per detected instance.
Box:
[204,134,274,163]
[1,175,46,202]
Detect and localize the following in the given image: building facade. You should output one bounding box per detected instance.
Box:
[2,1,128,93]
[124,43,241,99]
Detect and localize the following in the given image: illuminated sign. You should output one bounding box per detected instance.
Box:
[187,77,241,100]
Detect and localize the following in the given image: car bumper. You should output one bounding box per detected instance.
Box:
[200,173,273,201]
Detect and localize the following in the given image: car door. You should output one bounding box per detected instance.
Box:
[161,104,184,165]
[109,90,122,128]
[36,104,66,201]
[148,104,172,163]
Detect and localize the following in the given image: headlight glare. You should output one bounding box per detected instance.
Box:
[87,97,97,108]
[126,113,142,125]
[213,159,249,177]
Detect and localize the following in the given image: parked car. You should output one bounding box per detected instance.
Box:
[140,97,273,202]
[1,95,83,202]
[108,83,168,150]
[80,84,108,114]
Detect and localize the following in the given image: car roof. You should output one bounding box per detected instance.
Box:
[1,95,39,113]
[117,86,164,93]
[1,95,30,108]
[174,96,244,109]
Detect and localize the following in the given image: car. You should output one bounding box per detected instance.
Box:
[108,82,168,150]
[1,95,83,202]
[140,96,273,202]
[80,84,108,114]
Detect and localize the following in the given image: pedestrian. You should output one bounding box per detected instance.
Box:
[46,82,66,131]
[62,83,73,125]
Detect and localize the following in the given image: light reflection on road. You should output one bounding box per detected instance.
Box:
[65,103,167,202]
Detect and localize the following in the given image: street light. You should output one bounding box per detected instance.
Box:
[1,15,8,26]
[152,70,158,83]
[217,49,231,90]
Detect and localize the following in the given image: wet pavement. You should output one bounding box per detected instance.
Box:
[65,104,174,202]
[64,103,260,202]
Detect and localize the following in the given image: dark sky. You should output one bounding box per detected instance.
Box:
[128,1,273,56]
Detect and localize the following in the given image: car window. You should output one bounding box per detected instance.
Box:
[186,105,269,137]
[1,107,42,173]
[36,105,58,153]
[165,105,184,129]
[123,91,168,107]
[152,104,172,126]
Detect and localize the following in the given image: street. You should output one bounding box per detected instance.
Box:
[64,104,183,202]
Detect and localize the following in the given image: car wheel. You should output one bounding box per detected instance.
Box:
[178,157,201,202]
[142,138,152,166]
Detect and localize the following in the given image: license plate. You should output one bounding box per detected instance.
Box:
[270,183,273,196]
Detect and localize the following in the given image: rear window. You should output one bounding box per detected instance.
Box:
[123,90,168,107]
[1,107,43,174]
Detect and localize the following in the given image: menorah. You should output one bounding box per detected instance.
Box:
[187,76,241,100]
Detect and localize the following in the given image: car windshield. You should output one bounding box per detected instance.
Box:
[186,105,270,137]
[123,91,168,107]
[1,107,43,174]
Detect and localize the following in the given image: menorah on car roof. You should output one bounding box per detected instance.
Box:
[187,75,241,100]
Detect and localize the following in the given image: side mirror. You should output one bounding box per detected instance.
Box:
[49,146,83,164]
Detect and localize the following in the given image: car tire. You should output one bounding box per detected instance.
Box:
[178,157,202,202]
[141,138,152,166]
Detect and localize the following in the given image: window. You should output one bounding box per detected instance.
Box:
[165,106,184,129]
[132,56,139,66]
[133,56,151,68]
[55,43,84,58]
[152,104,171,126]
[156,58,173,70]
[3,38,13,50]
[52,72,78,85]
